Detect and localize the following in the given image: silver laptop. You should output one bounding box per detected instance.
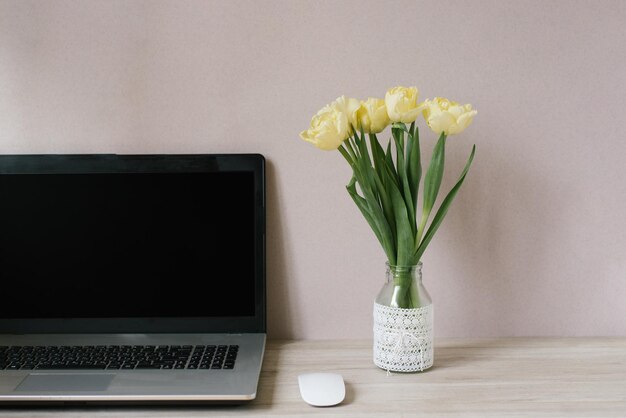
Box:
[0,154,266,404]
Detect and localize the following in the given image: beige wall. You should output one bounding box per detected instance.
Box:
[1,0,625,338]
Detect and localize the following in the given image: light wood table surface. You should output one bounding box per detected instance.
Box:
[1,338,625,417]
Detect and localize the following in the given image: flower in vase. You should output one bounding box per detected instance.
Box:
[385,86,425,123]
[299,97,353,150]
[355,98,390,134]
[422,97,477,135]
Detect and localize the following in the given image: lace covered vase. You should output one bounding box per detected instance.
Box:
[373,263,433,372]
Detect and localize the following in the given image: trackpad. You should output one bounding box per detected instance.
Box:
[16,374,115,392]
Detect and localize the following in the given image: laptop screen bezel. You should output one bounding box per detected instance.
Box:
[0,154,266,334]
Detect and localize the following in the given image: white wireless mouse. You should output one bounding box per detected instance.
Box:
[298,372,345,407]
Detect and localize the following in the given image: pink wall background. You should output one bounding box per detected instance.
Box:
[1,0,625,339]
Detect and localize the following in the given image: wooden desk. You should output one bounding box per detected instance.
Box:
[2,338,626,417]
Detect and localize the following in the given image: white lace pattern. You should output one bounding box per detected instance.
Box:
[373,302,433,372]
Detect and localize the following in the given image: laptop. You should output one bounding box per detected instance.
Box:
[0,154,266,404]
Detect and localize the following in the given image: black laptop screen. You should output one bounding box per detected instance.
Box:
[0,171,256,319]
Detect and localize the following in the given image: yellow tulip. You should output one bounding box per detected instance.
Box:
[335,95,360,130]
[355,98,390,134]
[299,98,350,151]
[422,97,477,135]
[385,86,425,123]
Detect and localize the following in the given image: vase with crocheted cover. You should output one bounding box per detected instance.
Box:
[373,262,433,372]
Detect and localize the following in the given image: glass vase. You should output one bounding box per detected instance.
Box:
[373,262,434,372]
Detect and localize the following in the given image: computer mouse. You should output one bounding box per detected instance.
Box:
[298,372,345,407]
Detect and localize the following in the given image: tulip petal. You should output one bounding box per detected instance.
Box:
[428,112,456,135]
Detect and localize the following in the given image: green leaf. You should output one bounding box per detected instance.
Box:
[372,135,400,195]
[358,127,373,172]
[350,141,397,265]
[417,132,446,246]
[369,133,385,182]
[369,134,396,240]
[407,125,421,211]
[385,139,398,180]
[392,125,404,155]
[346,177,386,256]
[414,145,476,262]
[422,132,447,214]
[383,167,415,266]
[356,129,378,205]
[371,171,397,245]
[405,122,415,167]
[392,126,416,235]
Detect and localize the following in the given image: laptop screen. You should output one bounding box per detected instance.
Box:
[0,155,264,331]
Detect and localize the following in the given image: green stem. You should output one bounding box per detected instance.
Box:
[346,140,359,161]
[415,211,429,249]
[338,145,353,165]
[347,137,359,159]
[390,268,421,309]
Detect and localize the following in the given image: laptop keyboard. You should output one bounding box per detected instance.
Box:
[0,345,238,371]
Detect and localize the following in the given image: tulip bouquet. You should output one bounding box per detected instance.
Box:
[300,87,477,309]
